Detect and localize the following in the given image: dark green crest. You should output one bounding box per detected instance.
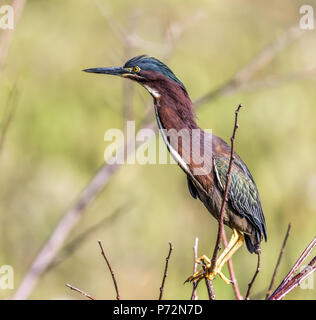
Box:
[124,55,185,87]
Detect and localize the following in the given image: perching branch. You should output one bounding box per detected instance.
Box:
[204,278,216,300]
[188,237,216,300]
[211,104,243,271]
[65,283,96,300]
[98,240,120,300]
[159,242,174,300]
[199,104,243,301]
[265,223,291,299]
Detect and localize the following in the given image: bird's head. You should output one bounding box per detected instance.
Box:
[83,55,186,98]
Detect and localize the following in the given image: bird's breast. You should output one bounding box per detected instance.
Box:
[154,103,213,195]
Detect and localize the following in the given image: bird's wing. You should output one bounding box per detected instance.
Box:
[187,176,198,199]
[213,156,267,241]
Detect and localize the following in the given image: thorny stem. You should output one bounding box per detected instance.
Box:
[98,240,120,300]
[210,104,243,272]
[66,283,96,300]
[245,247,261,299]
[159,242,174,300]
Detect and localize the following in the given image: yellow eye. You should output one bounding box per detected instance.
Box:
[133,66,140,73]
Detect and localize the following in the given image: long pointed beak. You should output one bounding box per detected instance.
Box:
[82,66,127,76]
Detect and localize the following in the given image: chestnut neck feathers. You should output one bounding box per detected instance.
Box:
[143,73,198,132]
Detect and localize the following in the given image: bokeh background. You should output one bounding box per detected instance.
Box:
[0,0,315,300]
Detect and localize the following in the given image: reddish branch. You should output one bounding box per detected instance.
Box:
[210,104,243,272]
[267,237,316,300]
[159,242,174,300]
[222,231,243,300]
[199,104,243,301]
[98,240,120,300]
[265,223,291,299]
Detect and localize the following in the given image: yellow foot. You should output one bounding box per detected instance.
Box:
[185,255,231,285]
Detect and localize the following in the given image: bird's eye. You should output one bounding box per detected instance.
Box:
[133,66,140,73]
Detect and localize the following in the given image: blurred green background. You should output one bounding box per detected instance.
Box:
[0,0,315,300]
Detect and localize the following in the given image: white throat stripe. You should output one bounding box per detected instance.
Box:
[144,85,161,98]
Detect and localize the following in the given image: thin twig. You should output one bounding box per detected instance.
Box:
[210,104,243,271]
[265,223,291,299]
[245,247,261,299]
[65,283,96,300]
[159,242,174,300]
[267,237,316,300]
[202,104,242,301]
[222,231,243,300]
[190,237,199,300]
[98,240,120,300]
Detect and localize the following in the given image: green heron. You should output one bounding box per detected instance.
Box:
[83,55,267,284]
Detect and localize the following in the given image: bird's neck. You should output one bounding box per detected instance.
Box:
[149,82,214,187]
[146,82,199,132]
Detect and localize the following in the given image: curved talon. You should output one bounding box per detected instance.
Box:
[185,255,231,285]
[186,230,244,286]
[186,267,230,285]
[195,255,211,265]
[185,271,205,284]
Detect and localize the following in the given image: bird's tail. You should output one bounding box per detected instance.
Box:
[244,233,261,254]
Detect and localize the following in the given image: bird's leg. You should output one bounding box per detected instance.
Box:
[214,229,244,275]
[186,229,244,285]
